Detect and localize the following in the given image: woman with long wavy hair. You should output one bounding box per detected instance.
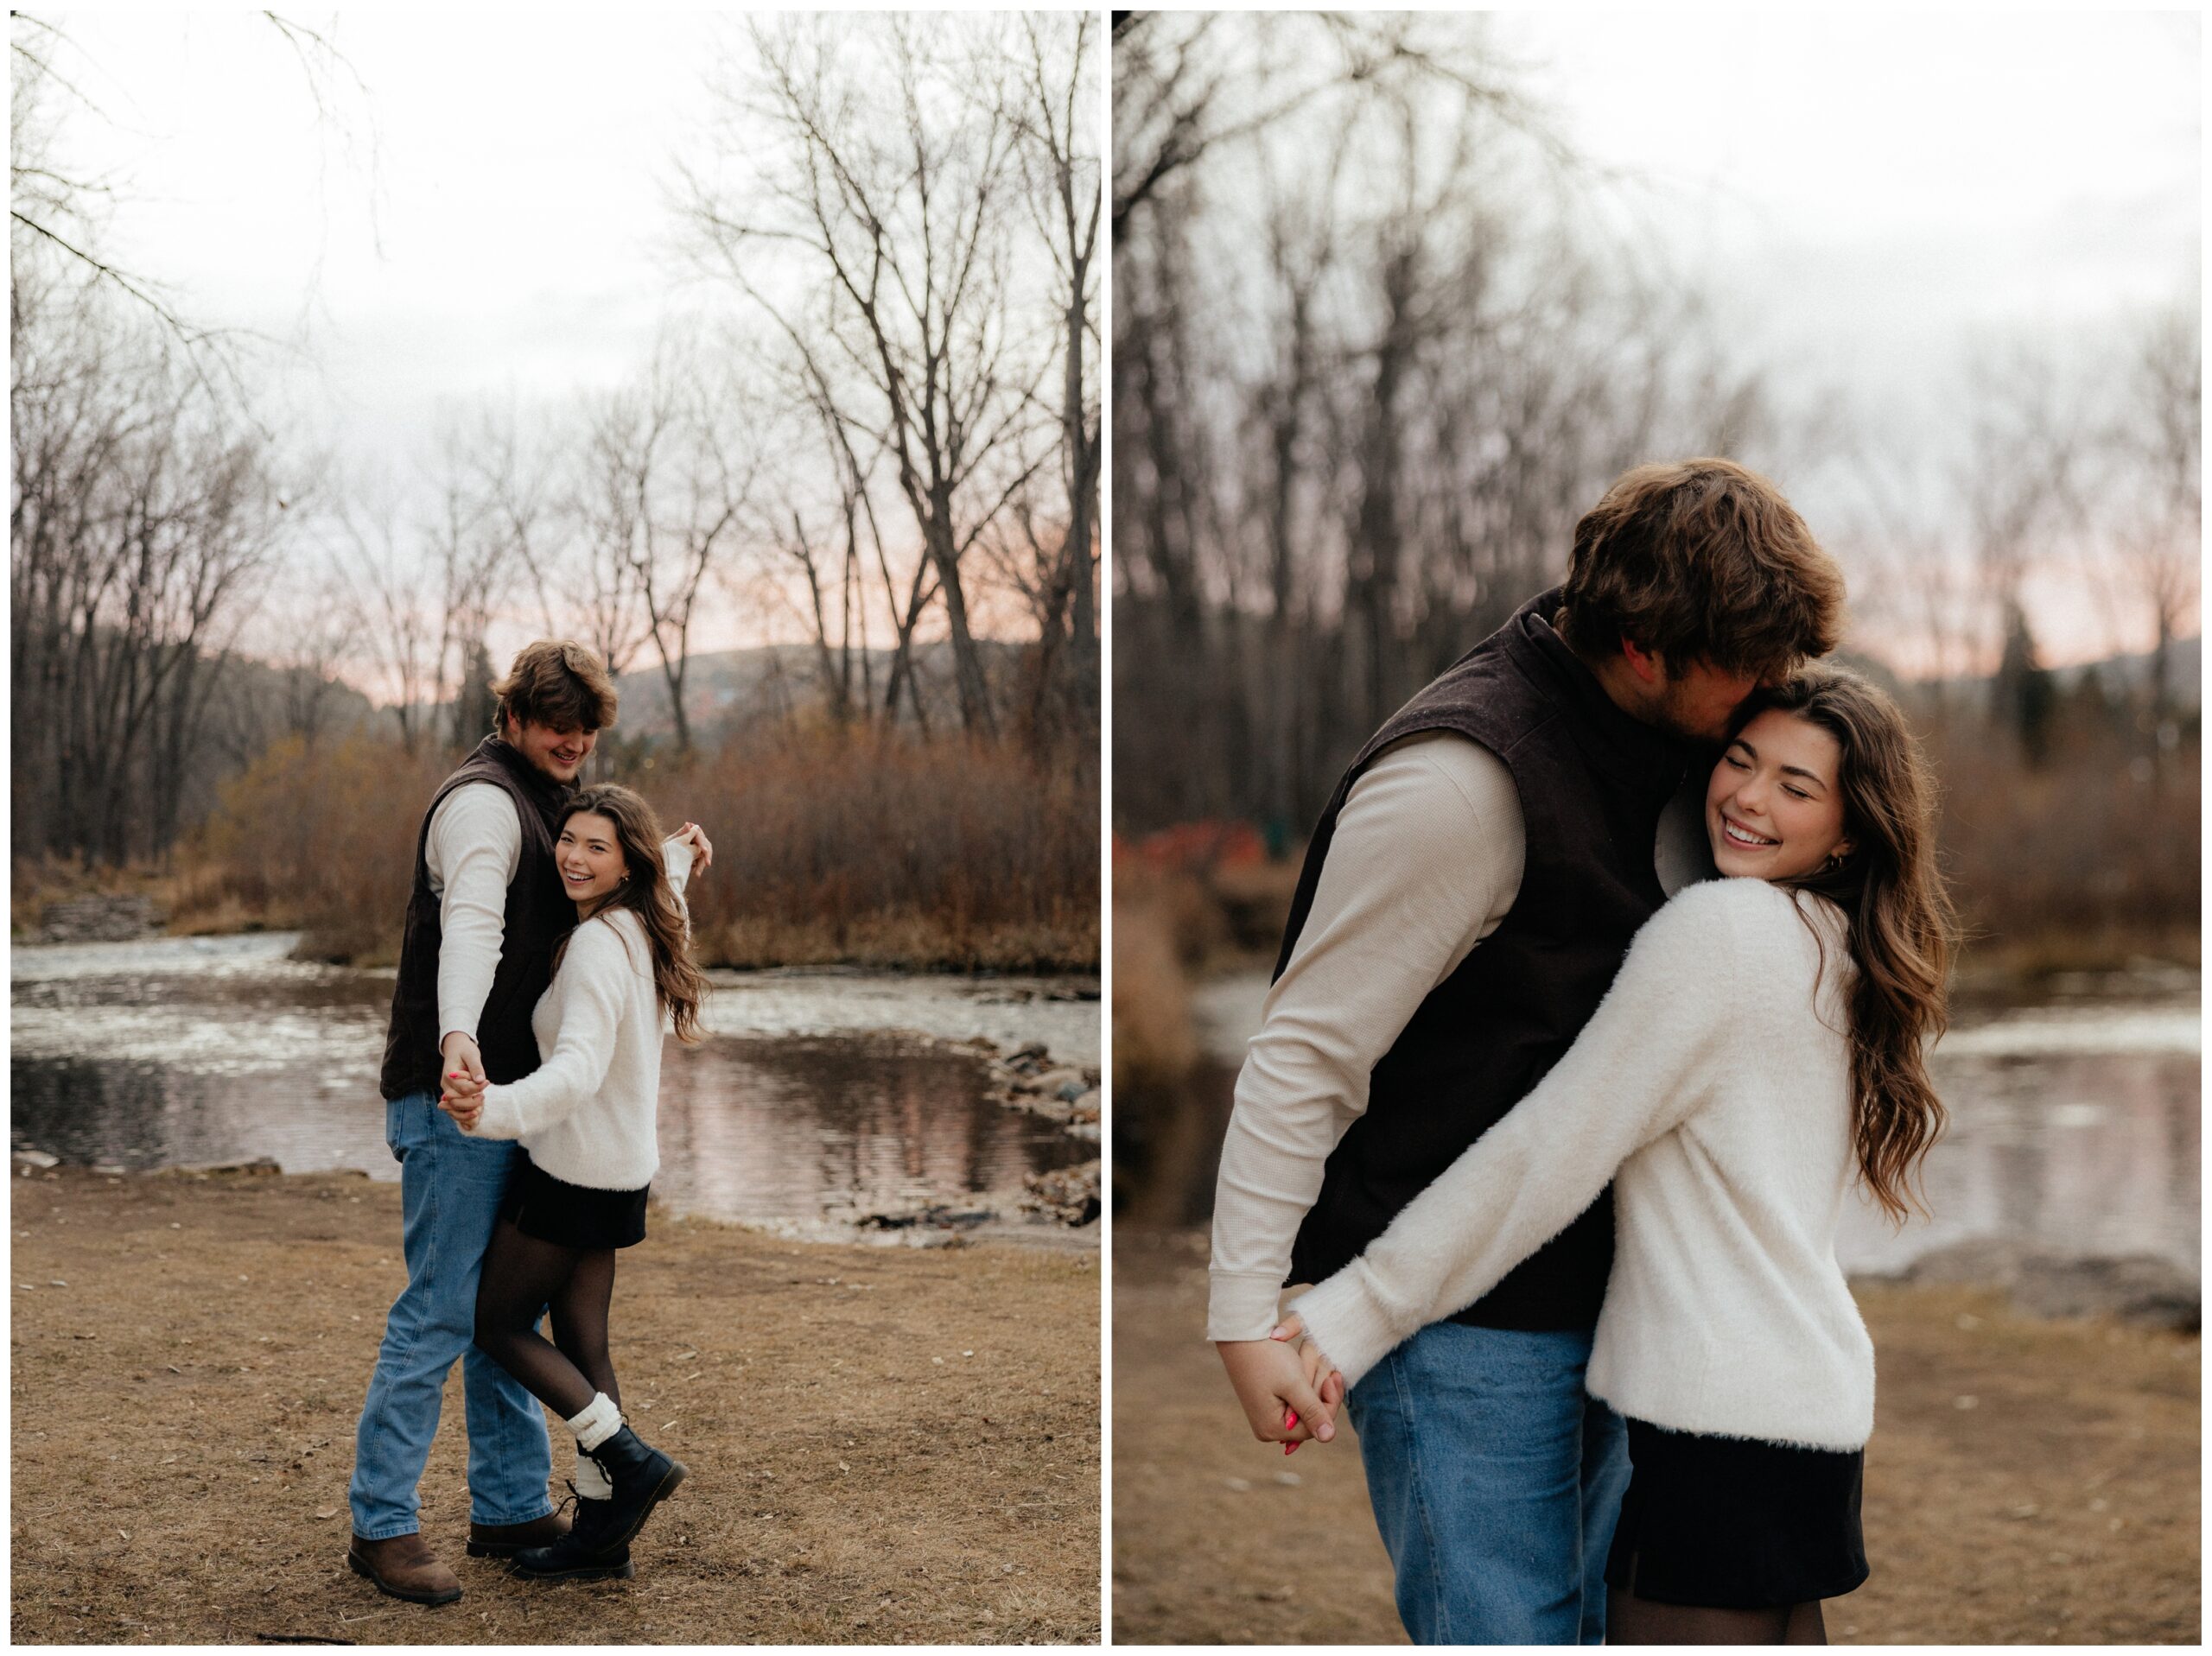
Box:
[438,784,712,1583]
[1274,666,1957,1644]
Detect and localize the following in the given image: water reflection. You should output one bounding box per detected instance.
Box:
[654,1036,1083,1223]
[1837,1049,2200,1276]
[10,934,1096,1229]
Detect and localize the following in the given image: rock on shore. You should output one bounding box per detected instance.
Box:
[985,1040,1102,1143]
[1020,1160,1102,1227]
[38,894,164,943]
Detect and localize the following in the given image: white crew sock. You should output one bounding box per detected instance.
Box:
[574,1442,613,1500]
[566,1391,622,1452]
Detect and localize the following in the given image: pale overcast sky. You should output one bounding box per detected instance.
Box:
[1508,11,2195,370]
[55,10,715,439]
[1500,10,2200,665]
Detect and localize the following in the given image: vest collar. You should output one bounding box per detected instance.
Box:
[472,734,574,826]
[1503,587,1699,796]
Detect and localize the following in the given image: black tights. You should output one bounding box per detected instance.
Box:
[1608,1584,1827,1645]
[474,1218,619,1421]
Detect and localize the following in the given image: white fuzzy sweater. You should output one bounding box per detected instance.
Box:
[462,843,692,1192]
[1290,878,1878,1452]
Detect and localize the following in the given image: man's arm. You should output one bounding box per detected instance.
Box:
[1210,731,1524,1439]
[426,784,524,1082]
[1285,884,1746,1392]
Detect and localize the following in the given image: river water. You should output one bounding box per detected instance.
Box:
[1190,965,2200,1280]
[10,933,1100,1240]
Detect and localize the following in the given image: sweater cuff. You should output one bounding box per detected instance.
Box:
[1205,1272,1296,1342]
[1287,1264,1414,1393]
[468,1088,524,1142]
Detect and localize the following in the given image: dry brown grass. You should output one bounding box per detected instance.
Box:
[35,727,1100,972]
[1926,728,2199,970]
[194,735,453,961]
[664,728,1098,974]
[1113,1230,2199,1646]
[11,1166,1100,1646]
[1109,896,1199,1100]
[1110,880,1207,1225]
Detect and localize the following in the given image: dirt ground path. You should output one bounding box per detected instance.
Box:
[10,1165,1101,1645]
[1113,1230,2197,1646]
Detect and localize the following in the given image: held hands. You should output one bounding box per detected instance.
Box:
[1268,1313,1346,1451]
[438,1031,487,1133]
[672,821,713,872]
[1217,1319,1347,1456]
[438,1078,484,1133]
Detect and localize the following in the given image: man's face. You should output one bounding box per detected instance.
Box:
[505,718,596,784]
[1649,658,1767,745]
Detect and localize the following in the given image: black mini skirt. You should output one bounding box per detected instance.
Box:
[500,1153,649,1251]
[1604,1417,1870,1609]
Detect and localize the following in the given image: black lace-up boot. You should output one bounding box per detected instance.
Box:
[585,1424,688,1550]
[511,1483,632,1583]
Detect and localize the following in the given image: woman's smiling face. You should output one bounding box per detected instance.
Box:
[1706,708,1852,881]
[556,809,627,908]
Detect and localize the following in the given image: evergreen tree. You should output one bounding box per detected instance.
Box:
[1992,601,2056,765]
[453,639,498,752]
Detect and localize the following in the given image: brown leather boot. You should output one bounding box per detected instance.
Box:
[347,1532,462,1605]
[467,1507,575,1558]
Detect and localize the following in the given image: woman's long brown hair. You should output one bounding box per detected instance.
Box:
[555,784,709,1044]
[1742,669,1959,1223]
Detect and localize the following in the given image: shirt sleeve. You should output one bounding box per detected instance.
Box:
[426,784,524,1047]
[465,923,630,1143]
[661,836,693,902]
[1205,733,1526,1341]
[1287,884,1741,1390]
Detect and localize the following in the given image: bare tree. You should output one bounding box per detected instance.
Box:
[2105,302,2201,730]
[11,290,285,860]
[1110,10,1778,832]
[462,403,569,639]
[12,11,376,423]
[577,356,757,753]
[415,429,513,751]
[1958,346,2082,684]
[756,361,883,726]
[1112,12,1568,240]
[1008,11,1103,723]
[334,480,442,754]
[681,14,1062,738]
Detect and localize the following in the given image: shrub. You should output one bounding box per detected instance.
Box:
[180,728,1100,972]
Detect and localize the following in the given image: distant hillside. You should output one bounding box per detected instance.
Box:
[605,638,1035,740]
[2061,635,2201,708]
[1917,636,2201,715]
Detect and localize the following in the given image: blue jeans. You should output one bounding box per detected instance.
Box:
[1345,1320,1630,1646]
[348,1093,555,1539]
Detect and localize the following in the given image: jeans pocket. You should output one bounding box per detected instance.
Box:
[385,1093,432,1164]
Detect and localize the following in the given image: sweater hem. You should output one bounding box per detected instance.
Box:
[1590,1382,1871,1455]
[517,1158,658,1195]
